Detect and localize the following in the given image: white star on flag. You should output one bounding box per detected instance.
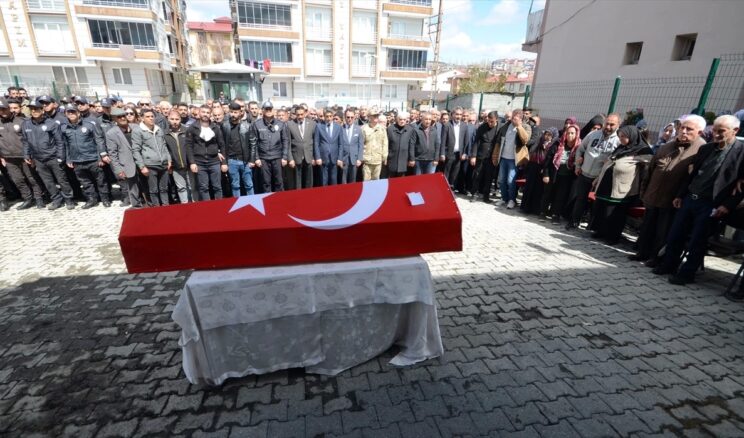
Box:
[229,193,274,215]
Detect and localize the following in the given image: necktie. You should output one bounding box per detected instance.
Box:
[299,122,304,138]
[327,123,331,137]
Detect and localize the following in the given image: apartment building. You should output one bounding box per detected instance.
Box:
[234,0,433,109]
[0,0,189,102]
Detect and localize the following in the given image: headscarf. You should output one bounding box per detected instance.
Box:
[580,114,605,139]
[530,127,558,164]
[553,124,581,170]
[612,125,651,159]
[565,116,578,126]
[656,122,676,145]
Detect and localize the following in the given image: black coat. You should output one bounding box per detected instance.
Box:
[185,122,225,165]
[222,119,257,164]
[164,126,191,170]
[412,125,440,161]
[387,123,414,173]
[677,140,744,211]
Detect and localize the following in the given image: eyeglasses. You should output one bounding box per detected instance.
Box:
[125,112,135,115]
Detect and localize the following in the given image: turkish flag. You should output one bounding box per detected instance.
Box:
[119,173,462,273]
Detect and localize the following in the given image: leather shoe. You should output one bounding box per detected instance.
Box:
[102,201,112,208]
[652,265,673,276]
[65,200,76,210]
[668,274,694,285]
[35,198,45,209]
[644,258,660,268]
[81,200,98,209]
[48,200,63,211]
[16,199,34,210]
[628,254,647,262]
[0,200,9,212]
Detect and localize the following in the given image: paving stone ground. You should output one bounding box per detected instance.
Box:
[2,195,744,437]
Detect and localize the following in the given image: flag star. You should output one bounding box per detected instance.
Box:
[229,193,274,215]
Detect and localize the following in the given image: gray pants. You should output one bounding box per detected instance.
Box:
[122,175,142,207]
[172,168,198,203]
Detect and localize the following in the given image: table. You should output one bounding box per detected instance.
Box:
[172,256,443,385]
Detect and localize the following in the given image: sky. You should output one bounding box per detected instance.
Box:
[186,0,543,64]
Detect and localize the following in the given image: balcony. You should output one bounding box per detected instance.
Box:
[352,0,377,9]
[82,0,150,8]
[381,34,429,49]
[269,62,302,76]
[26,0,66,13]
[522,8,544,53]
[382,0,432,16]
[305,62,332,76]
[305,26,333,41]
[237,27,299,40]
[351,63,376,77]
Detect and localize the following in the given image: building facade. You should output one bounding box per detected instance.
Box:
[524,0,744,136]
[0,0,190,102]
[233,0,433,109]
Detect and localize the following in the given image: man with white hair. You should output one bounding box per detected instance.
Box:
[631,114,706,266]
[155,101,172,131]
[386,111,415,178]
[653,114,743,285]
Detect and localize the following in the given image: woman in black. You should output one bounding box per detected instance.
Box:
[542,124,581,224]
[520,127,557,215]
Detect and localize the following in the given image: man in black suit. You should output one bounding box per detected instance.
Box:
[441,107,471,190]
[287,106,316,189]
[653,115,743,286]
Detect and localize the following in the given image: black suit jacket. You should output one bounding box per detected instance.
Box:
[677,139,744,211]
[441,121,471,159]
[288,119,316,163]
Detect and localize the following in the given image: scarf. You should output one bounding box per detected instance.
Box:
[612,125,652,159]
[531,127,558,165]
[580,114,605,140]
[199,126,215,142]
[554,124,581,170]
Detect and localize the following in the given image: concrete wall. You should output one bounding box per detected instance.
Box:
[434,93,522,115]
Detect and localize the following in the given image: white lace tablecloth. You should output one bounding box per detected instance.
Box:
[172,256,443,385]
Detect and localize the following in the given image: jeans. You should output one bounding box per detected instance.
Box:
[172,169,197,203]
[228,159,254,196]
[146,165,169,206]
[498,158,517,202]
[415,160,436,175]
[196,162,222,201]
[661,195,716,279]
[73,160,110,202]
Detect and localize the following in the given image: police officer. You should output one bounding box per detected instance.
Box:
[248,101,289,193]
[61,104,111,209]
[22,99,75,209]
[37,95,66,126]
[0,98,44,210]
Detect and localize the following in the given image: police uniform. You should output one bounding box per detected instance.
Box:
[248,101,289,193]
[0,99,43,209]
[61,105,111,207]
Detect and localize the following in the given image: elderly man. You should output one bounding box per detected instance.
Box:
[654,115,743,286]
[630,115,706,266]
[566,113,621,228]
[361,108,387,180]
[313,108,343,186]
[340,109,364,183]
[387,112,415,178]
[106,108,142,208]
[155,101,172,131]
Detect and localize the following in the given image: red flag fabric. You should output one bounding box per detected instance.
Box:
[119,173,462,273]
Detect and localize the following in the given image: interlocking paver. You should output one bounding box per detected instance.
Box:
[3,195,744,437]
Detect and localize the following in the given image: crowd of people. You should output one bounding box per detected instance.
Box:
[2,85,744,297]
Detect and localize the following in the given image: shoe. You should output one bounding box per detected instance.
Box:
[81,200,98,209]
[16,200,34,210]
[48,200,63,211]
[35,198,45,209]
[0,200,8,212]
[495,200,506,206]
[120,199,130,208]
[644,258,660,268]
[564,222,576,230]
[102,201,112,208]
[652,265,673,276]
[507,200,515,209]
[482,197,493,204]
[725,291,744,302]
[550,215,560,224]
[65,200,76,210]
[628,254,647,262]
[668,274,694,285]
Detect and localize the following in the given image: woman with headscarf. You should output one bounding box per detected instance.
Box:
[541,124,581,223]
[580,114,605,140]
[589,125,653,244]
[520,127,558,215]
[653,122,676,154]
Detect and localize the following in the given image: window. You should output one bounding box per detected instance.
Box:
[305,7,332,39]
[389,18,423,39]
[352,11,376,43]
[351,47,375,76]
[88,20,156,50]
[623,42,643,65]
[112,68,132,85]
[390,0,432,5]
[53,67,89,85]
[27,0,66,11]
[387,49,427,70]
[308,83,329,98]
[82,0,149,8]
[346,84,372,99]
[382,84,399,99]
[272,82,288,97]
[673,33,696,61]
[32,16,76,55]
[237,2,291,28]
[241,41,292,63]
[306,44,332,75]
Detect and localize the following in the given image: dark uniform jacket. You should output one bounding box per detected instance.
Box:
[249,117,289,161]
[21,117,64,162]
[0,114,25,158]
[62,119,107,163]
[386,123,415,173]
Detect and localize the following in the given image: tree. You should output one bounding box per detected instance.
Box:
[457,67,504,94]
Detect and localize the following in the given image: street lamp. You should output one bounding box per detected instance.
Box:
[364,53,377,106]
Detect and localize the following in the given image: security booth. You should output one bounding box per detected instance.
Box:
[191,61,266,102]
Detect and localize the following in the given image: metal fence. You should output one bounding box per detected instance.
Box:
[531,52,744,140]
